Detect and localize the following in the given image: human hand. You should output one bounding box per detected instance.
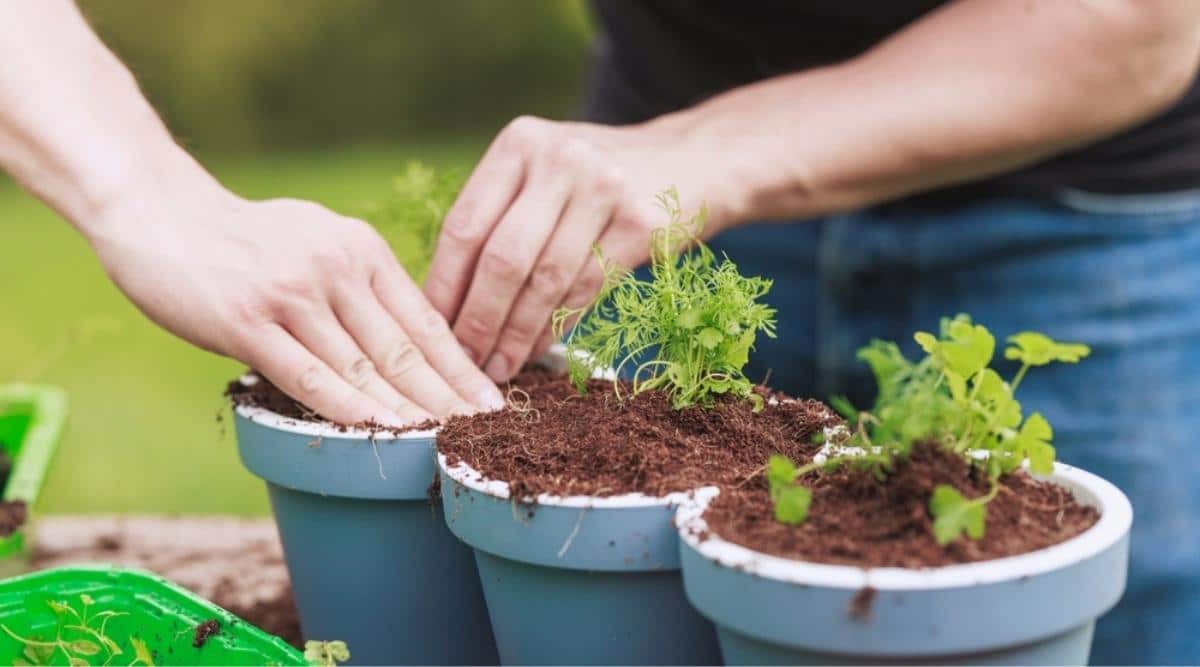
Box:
[87,186,505,426]
[423,115,735,382]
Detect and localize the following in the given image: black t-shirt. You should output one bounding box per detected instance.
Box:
[584,1,1200,197]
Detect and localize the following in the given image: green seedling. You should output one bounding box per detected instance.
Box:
[362,161,464,281]
[304,640,350,667]
[553,189,776,410]
[3,594,153,666]
[768,315,1090,545]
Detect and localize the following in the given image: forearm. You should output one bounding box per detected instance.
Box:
[0,0,221,240]
[663,0,1200,225]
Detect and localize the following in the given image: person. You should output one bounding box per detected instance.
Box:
[420,2,1200,664]
[0,1,507,427]
[2,1,1197,663]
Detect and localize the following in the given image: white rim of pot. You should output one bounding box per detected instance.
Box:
[438,452,707,509]
[676,461,1132,591]
[230,374,438,440]
[230,344,579,440]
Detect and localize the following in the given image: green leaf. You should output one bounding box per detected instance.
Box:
[1004,332,1091,366]
[327,641,350,662]
[772,484,812,525]
[828,395,859,421]
[938,319,996,379]
[130,637,155,666]
[929,485,985,545]
[946,370,967,403]
[677,307,703,330]
[765,454,797,490]
[68,640,100,656]
[1017,412,1056,475]
[696,327,723,350]
[723,329,757,369]
[914,331,939,355]
[857,340,912,394]
[68,659,87,667]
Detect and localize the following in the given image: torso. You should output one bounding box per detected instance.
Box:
[585,0,1200,197]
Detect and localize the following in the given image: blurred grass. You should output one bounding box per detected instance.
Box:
[0,140,487,515]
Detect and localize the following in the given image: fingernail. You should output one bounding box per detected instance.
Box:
[484,353,510,382]
[478,387,506,411]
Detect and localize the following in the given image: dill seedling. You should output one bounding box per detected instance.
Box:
[768,315,1091,545]
[552,189,776,410]
[361,161,463,281]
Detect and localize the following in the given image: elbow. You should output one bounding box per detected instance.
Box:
[1085,0,1200,122]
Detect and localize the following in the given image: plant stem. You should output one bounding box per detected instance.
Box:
[1010,363,1031,394]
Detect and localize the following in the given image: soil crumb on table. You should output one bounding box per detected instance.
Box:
[33,516,302,648]
[0,450,22,538]
[193,619,220,648]
[437,369,842,499]
[0,500,26,537]
[704,441,1100,568]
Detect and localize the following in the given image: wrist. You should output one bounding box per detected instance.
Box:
[75,132,233,246]
[638,108,767,236]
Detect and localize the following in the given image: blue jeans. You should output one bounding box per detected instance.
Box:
[709,189,1200,666]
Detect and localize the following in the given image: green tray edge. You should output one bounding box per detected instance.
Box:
[0,565,306,665]
[0,384,67,559]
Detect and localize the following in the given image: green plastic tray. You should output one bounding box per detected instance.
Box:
[0,385,66,562]
[0,566,305,665]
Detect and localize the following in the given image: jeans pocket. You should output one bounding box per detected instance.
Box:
[1054,188,1200,226]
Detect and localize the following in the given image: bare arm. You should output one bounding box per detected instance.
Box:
[673,0,1200,223]
[0,1,503,423]
[425,0,1200,382]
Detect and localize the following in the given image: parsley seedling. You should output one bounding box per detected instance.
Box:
[553,189,777,410]
[768,315,1090,545]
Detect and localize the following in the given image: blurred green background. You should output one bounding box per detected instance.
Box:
[0,1,594,514]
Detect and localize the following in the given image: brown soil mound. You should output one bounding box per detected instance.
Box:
[437,369,841,500]
[704,441,1099,568]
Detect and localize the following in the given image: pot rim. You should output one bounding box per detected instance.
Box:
[675,461,1132,591]
[232,402,438,440]
[228,345,578,440]
[438,452,706,509]
[229,372,437,440]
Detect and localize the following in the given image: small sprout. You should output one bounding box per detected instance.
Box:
[130,637,156,666]
[766,455,812,525]
[305,640,351,667]
[929,485,986,545]
[4,595,141,666]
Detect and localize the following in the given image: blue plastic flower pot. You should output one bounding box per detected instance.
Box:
[233,395,498,666]
[438,454,721,666]
[675,464,1133,666]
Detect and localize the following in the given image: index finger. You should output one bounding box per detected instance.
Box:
[377,260,506,412]
[423,130,526,324]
